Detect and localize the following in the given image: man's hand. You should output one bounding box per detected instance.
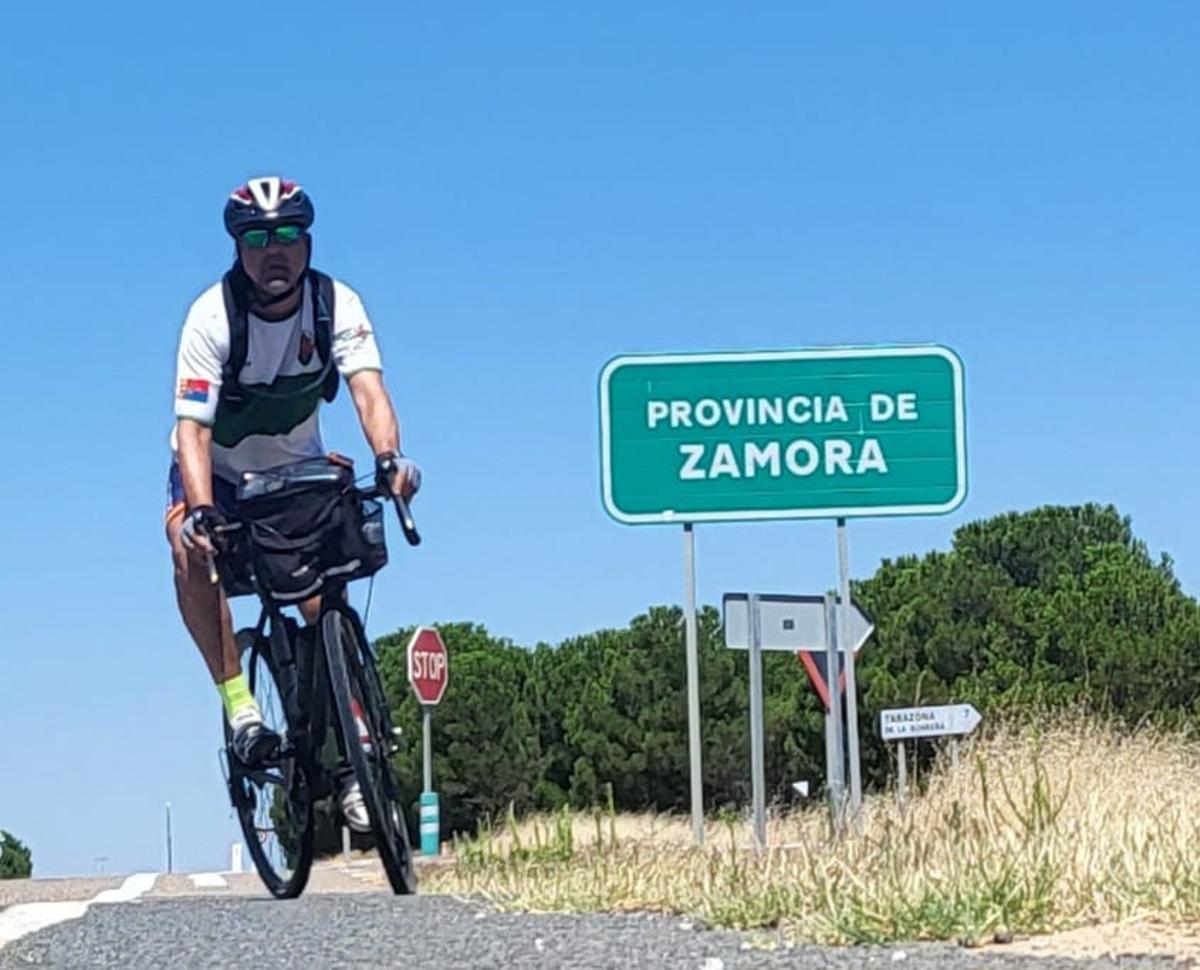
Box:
[180,504,223,557]
[375,452,422,501]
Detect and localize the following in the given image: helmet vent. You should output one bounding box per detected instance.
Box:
[247,176,283,213]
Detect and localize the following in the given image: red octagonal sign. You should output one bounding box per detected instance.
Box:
[407,626,449,705]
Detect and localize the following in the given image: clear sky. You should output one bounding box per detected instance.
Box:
[2,2,1198,877]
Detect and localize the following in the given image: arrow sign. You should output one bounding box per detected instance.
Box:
[879,704,982,741]
[723,593,873,653]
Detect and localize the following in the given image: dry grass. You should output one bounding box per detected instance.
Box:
[421,718,1200,944]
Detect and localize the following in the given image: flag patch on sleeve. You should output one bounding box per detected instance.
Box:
[178,378,211,403]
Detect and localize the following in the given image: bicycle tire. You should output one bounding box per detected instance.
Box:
[322,605,417,894]
[225,632,315,899]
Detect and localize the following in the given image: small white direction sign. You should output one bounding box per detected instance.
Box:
[723,593,873,653]
[879,704,982,741]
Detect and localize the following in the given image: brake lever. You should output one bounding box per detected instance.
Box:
[393,493,422,546]
[205,522,242,586]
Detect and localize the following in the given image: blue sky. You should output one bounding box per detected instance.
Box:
[2,2,1199,876]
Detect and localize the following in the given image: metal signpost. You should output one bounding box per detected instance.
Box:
[724,593,875,837]
[823,594,846,823]
[747,596,766,846]
[407,627,449,856]
[601,346,967,841]
[880,704,982,805]
[683,524,704,844]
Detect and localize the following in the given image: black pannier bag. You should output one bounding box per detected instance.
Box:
[220,458,387,602]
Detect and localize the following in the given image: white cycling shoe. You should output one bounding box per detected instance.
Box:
[340,777,372,833]
[229,708,281,766]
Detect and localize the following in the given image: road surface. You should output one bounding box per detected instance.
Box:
[0,868,1179,968]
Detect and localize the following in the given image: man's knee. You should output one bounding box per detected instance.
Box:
[167,520,192,583]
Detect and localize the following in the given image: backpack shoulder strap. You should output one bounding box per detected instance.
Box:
[220,271,250,403]
[309,269,339,403]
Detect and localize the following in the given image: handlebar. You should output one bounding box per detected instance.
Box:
[362,485,422,547]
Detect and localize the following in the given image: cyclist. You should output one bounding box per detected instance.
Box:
[165,176,420,831]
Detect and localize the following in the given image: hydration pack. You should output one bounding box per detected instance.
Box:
[219,268,340,408]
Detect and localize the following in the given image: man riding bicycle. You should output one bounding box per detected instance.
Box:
[166,176,420,832]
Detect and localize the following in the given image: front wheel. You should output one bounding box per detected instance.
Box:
[225,631,315,899]
[322,606,417,894]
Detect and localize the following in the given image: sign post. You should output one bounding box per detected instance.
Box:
[724,593,873,834]
[747,595,766,847]
[880,704,981,807]
[683,524,704,845]
[823,593,846,828]
[407,627,449,856]
[836,520,863,817]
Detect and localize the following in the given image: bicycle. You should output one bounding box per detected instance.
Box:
[211,460,422,899]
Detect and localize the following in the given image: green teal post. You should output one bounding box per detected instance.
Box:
[420,792,440,856]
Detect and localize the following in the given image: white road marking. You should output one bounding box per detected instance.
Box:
[0,902,89,947]
[189,873,228,889]
[93,873,159,904]
[0,873,159,949]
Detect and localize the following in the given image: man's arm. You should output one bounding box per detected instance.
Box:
[347,370,420,499]
[177,419,216,509]
[347,370,400,456]
[175,418,218,555]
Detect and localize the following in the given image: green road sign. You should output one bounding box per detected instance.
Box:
[599,346,966,524]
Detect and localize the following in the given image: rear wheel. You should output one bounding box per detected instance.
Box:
[322,606,417,894]
[225,632,314,899]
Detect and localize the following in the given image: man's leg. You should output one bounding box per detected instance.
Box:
[298,597,321,626]
[167,511,240,682]
[166,507,278,763]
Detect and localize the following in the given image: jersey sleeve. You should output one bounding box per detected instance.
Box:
[331,281,384,377]
[173,288,228,426]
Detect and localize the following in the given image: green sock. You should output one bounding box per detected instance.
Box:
[217,673,258,720]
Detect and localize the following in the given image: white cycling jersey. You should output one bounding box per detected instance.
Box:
[172,276,382,483]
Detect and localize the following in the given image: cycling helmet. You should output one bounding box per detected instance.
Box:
[224,176,315,238]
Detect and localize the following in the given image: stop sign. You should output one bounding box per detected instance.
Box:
[407,626,449,705]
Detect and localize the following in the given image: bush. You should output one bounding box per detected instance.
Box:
[0,831,32,879]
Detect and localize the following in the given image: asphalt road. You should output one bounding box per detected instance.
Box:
[0,893,1183,969]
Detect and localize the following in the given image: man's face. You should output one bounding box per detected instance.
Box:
[237,225,310,297]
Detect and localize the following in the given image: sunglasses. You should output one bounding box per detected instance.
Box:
[240,225,306,249]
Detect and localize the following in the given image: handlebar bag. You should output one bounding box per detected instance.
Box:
[229,458,388,602]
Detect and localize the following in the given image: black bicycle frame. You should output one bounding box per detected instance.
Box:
[221,481,418,785]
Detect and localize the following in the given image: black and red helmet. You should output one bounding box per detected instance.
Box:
[223,176,315,238]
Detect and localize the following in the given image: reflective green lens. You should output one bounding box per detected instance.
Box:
[274,225,303,245]
[241,229,270,249]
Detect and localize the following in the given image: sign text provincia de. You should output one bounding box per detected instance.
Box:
[599,346,967,524]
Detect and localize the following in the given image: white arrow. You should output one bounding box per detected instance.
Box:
[879,703,982,741]
[723,593,873,653]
